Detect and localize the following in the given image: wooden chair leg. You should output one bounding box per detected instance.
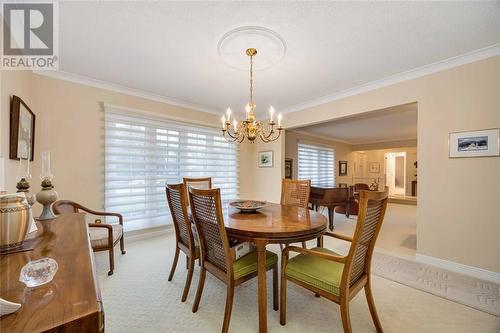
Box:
[181,255,195,302]
[120,236,126,255]
[221,284,234,333]
[316,236,323,247]
[340,297,352,333]
[168,246,180,281]
[273,265,278,311]
[280,256,287,325]
[192,267,206,313]
[365,279,383,333]
[107,246,115,276]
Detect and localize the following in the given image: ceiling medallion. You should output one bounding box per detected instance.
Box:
[221,48,283,143]
[217,26,287,71]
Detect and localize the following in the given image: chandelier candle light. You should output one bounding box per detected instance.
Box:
[221,48,283,143]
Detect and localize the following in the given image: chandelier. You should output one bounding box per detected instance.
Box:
[221,48,283,143]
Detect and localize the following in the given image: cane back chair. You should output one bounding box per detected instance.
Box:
[280,179,311,208]
[165,183,200,302]
[189,187,278,333]
[280,179,311,249]
[183,177,212,205]
[280,188,389,333]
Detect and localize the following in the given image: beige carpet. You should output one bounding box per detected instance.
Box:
[315,204,500,317]
[327,203,417,256]
[94,234,500,333]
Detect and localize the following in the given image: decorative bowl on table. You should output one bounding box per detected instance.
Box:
[229,200,267,213]
[19,257,58,288]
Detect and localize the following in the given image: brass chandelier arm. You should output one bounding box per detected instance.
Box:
[222,130,242,142]
[259,129,282,143]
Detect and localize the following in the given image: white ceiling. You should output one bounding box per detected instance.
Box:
[294,103,418,145]
[57,2,500,118]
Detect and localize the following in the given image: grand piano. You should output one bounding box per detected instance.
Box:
[309,184,349,230]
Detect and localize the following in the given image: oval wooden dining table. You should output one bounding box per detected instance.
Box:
[224,203,327,333]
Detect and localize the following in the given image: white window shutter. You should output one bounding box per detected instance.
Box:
[105,110,239,231]
[297,143,335,187]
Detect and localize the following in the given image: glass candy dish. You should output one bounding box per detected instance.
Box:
[19,257,58,288]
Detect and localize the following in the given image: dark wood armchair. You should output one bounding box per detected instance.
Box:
[189,187,278,333]
[280,188,389,333]
[53,200,125,276]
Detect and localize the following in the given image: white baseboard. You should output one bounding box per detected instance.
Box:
[125,224,174,243]
[416,253,500,284]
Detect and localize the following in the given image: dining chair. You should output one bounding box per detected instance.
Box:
[183,177,212,205]
[189,187,278,333]
[53,200,125,276]
[280,179,311,248]
[280,188,389,333]
[165,183,200,302]
[280,179,311,208]
[354,183,370,191]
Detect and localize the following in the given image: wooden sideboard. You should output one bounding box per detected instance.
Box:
[0,213,104,332]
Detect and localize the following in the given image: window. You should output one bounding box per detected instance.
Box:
[297,143,335,187]
[105,110,238,231]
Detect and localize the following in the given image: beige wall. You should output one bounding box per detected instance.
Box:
[2,56,499,273]
[1,70,37,194]
[283,56,500,273]
[1,73,221,214]
[239,136,284,203]
[284,130,354,185]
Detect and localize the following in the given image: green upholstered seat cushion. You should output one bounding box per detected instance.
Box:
[285,247,345,296]
[233,250,278,280]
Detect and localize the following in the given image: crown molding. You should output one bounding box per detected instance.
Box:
[283,44,500,114]
[32,70,220,115]
[33,44,500,118]
[292,128,418,146]
[289,129,353,145]
[350,137,418,147]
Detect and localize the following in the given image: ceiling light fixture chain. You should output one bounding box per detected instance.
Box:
[221,48,283,143]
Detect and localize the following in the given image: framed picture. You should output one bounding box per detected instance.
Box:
[258,151,273,168]
[449,128,500,158]
[285,158,293,178]
[10,96,35,161]
[369,162,380,173]
[338,160,347,176]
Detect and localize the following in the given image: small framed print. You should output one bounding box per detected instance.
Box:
[449,128,500,158]
[258,151,274,168]
[369,162,380,173]
[338,160,347,176]
[285,158,293,178]
[10,96,35,161]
